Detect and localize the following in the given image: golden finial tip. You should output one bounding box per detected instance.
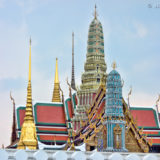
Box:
[112,61,117,70]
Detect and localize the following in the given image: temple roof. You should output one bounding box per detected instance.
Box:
[130,106,160,146]
[17,102,68,145]
[130,107,159,129]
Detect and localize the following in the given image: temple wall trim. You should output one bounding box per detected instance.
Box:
[1,149,160,160]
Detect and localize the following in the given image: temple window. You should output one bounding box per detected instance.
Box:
[96,64,99,71]
[97,74,100,83]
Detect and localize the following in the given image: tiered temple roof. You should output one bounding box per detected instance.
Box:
[130,106,160,148]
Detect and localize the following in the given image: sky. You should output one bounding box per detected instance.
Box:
[0,0,160,147]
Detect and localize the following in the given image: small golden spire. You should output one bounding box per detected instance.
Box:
[17,38,37,150]
[112,61,117,70]
[52,58,61,102]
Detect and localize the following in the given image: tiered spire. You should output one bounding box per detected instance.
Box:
[52,58,61,102]
[10,92,17,144]
[17,38,38,149]
[71,32,76,90]
[80,5,107,90]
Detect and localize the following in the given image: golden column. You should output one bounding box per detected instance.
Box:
[52,58,61,102]
[17,38,38,149]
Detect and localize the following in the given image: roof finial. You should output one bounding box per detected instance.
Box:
[156,94,160,106]
[112,61,117,70]
[127,86,132,109]
[10,91,18,144]
[94,4,98,19]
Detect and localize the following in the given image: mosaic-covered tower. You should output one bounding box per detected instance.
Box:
[72,6,107,130]
[104,63,127,152]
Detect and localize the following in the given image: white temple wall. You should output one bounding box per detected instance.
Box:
[0,149,160,160]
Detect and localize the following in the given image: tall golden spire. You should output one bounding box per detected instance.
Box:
[17,38,38,150]
[52,58,61,102]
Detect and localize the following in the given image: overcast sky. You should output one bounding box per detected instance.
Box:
[0,0,160,147]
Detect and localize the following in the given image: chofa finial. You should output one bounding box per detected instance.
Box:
[156,94,160,106]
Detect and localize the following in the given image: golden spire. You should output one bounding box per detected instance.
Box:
[17,38,38,150]
[52,58,61,102]
[112,61,117,70]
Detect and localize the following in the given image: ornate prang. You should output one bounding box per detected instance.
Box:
[72,6,107,130]
[10,91,18,144]
[80,5,107,91]
[17,38,38,150]
[71,32,76,90]
[105,67,127,152]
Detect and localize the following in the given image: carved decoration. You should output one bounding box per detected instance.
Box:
[113,124,122,149]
